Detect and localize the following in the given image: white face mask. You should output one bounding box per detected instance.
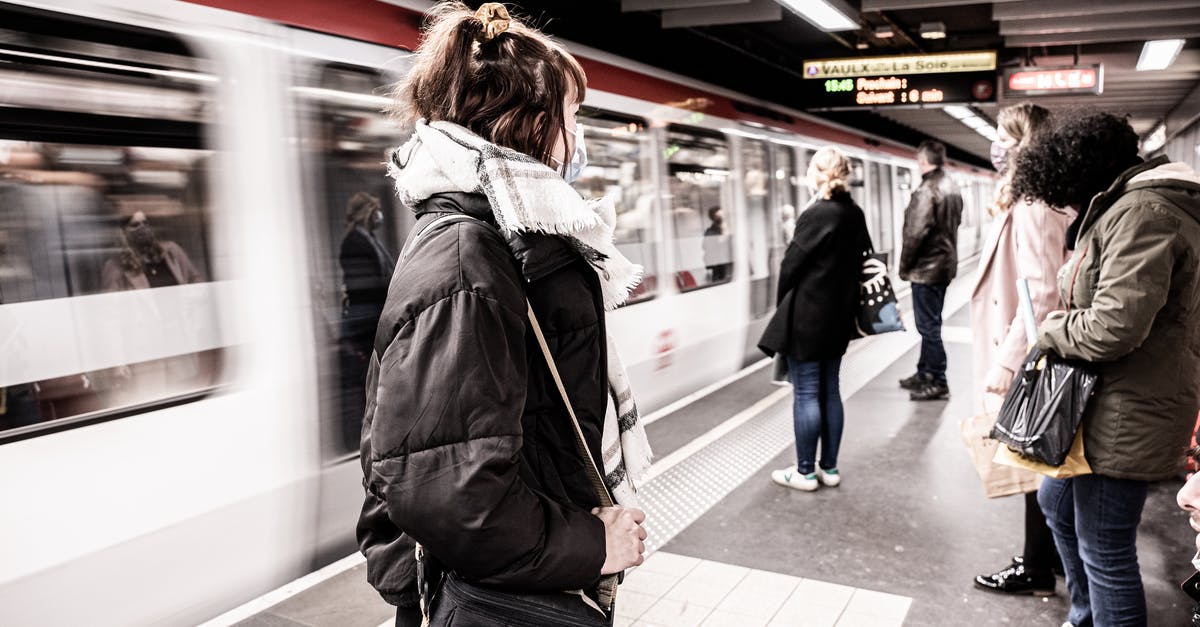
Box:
[551,123,587,184]
[1192,550,1200,571]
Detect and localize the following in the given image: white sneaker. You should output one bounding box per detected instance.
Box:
[771,467,819,491]
[817,467,841,487]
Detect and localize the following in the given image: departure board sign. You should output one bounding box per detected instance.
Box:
[801,51,998,111]
[1004,65,1104,97]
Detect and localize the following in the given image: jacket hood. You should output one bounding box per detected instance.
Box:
[1127,161,1200,187]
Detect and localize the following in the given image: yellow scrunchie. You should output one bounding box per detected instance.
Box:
[474,3,510,43]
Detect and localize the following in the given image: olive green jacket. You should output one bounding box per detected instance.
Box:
[1038,157,1200,481]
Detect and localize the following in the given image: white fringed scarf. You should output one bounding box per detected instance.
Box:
[387,119,652,506]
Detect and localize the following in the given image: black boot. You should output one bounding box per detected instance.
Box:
[898,372,931,390]
[909,380,949,401]
[974,559,1055,596]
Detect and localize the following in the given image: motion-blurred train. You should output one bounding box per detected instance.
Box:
[0,1,994,624]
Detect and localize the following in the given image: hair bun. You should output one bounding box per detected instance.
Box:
[474,3,511,43]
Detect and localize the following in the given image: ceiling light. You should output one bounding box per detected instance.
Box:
[856,39,869,50]
[976,127,998,141]
[962,116,988,129]
[778,0,858,32]
[1142,123,1166,153]
[1137,39,1185,71]
[919,21,946,40]
[943,105,973,120]
[875,26,894,39]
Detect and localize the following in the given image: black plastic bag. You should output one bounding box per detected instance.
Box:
[990,346,1098,466]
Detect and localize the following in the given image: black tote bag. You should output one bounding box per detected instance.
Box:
[855,251,904,336]
[990,346,1098,467]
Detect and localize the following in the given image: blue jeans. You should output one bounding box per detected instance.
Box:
[911,282,947,384]
[786,356,844,475]
[1038,475,1150,627]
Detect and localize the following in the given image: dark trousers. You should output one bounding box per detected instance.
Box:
[1039,474,1150,627]
[911,282,948,384]
[1022,491,1060,573]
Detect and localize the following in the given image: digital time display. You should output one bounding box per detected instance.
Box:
[803,72,995,110]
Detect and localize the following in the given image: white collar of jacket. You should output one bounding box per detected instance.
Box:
[1127,161,1200,187]
[388,119,642,311]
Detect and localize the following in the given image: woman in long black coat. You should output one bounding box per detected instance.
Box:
[759,146,871,492]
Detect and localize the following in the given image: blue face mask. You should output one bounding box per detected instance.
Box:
[558,123,587,184]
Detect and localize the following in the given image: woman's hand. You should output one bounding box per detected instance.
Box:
[984,365,1015,396]
[593,506,647,575]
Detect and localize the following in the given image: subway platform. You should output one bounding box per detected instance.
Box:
[207,280,1195,627]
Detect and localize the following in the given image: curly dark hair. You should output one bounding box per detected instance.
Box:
[1010,111,1142,209]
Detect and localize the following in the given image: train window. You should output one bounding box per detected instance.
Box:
[298,63,406,461]
[0,10,226,442]
[572,109,658,303]
[665,126,732,292]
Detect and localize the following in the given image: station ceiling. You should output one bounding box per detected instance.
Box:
[448,0,1200,167]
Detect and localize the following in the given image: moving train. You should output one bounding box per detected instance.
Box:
[0,1,994,624]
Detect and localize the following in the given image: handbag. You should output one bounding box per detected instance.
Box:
[990,346,1098,467]
[959,412,1042,498]
[855,251,903,336]
[403,213,616,626]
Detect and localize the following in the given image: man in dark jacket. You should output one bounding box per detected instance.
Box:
[898,140,963,401]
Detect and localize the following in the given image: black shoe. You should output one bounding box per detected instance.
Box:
[898,372,931,390]
[974,560,1055,596]
[909,381,949,401]
[1013,554,1066,578]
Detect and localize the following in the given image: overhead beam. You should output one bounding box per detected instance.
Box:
[999,9,1200,36]
[1005,25,1200,47]
[661,0,780,28]
[1164,79,1200,143]
[621,0,748,11]
[994,0,1200,21]
[864,0,1020,10]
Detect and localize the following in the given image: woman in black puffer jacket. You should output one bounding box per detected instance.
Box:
[356,4,651,626]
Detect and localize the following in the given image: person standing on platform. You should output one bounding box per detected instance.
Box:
[1013,112,1200,627]
[969,103,1072,596]
[356,4,651,626]
[898,140,963,401]
[759,147,872,492]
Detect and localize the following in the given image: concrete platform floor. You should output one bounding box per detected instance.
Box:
[660,328,1195,626]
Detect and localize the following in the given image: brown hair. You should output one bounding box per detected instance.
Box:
[345,191,381,229]
[991,102,1051,216]
[391,2,587,170]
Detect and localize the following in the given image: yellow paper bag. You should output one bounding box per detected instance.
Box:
[992,425,1093,479]
[960,413,1042,498]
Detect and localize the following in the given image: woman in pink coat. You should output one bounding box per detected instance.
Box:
[969,103,1074,596]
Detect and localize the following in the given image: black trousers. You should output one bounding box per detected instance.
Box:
[1023,491,1060,572]
[911,282,948,384]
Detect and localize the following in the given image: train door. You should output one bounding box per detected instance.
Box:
[290,38,410,565]
[742,139,772,321]
[768,143,800,305]
[891,164,916,275]
[867,160,896,266]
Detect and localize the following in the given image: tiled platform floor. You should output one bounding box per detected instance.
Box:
[616,552,910,627]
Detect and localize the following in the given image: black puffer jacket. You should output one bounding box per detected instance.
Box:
[357,192,609,607]
[899,167,963,284]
